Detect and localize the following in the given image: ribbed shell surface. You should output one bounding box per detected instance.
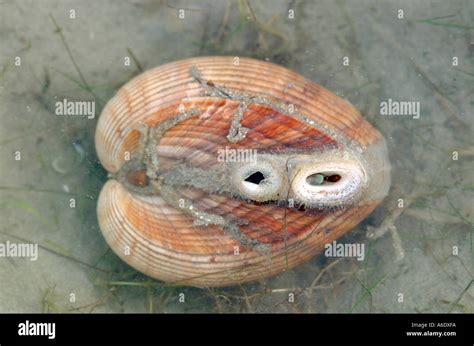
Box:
[95,56,386,287]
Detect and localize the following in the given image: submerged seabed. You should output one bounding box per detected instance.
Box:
[0,0,472,312]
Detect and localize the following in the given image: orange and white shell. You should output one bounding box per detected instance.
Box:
[95,56,391,287]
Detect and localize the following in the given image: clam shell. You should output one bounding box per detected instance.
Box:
[95,56,390,287]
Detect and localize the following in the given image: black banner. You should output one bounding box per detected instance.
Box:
[0,313,472,345]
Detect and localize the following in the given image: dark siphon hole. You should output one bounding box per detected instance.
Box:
[244,171,266,185]
[324,174,341,183]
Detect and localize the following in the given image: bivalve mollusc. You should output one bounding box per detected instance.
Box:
[95,56,391,287]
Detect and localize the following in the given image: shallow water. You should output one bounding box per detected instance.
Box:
[0,0,473,313]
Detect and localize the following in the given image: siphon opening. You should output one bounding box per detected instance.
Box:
[244,171,266,185]
[306,173,341,186]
